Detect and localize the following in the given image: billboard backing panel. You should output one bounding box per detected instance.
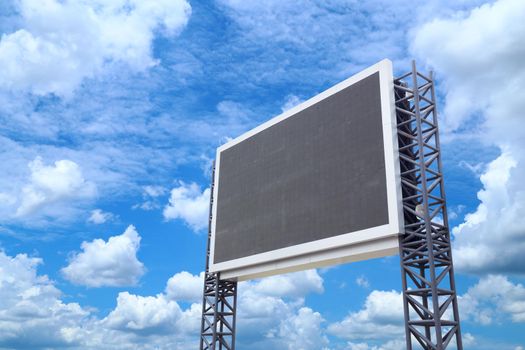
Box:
[210,59,403,280]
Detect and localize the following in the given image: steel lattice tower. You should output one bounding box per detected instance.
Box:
[395,62,463,350]
[199,162,238,350]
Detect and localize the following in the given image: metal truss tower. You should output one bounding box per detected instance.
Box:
[395,62,463,350]
[200,163,238,350]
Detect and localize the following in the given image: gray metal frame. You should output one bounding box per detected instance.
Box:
[200,162,238,350]
[395,61,463,350]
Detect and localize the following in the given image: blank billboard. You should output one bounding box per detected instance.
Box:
[210,59,403,280]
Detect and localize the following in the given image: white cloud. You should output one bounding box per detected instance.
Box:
[134,185,168,211]
[328,290,404,341]
[277,307,329,350]
[214,0,487,89]
[0,0,191,96]
[346,339,405,350]
[248,269,324,298]
[13,252,518,350]
[217,100,250,123]
[327,274,525,348]
[448,204,466,221]
[215,0,410,84]
[163,181,210,232]
[0,247,332,349]
[61,225,145,287]
[165,271,204,303]
[281,94,302,112]
[412,0,525,274]
[103,292,184,334]
[0,135,193,229]
[460,275,525,324]
[356,276,370,289]
[5,156,97,220]
[236,285,292,341]
[97,288,202,348]
[0,250,90,349]
[451,152,525,273]
[102,291,203,344]
[0,249,201,349]
[412,0,525,134]
[0,0,198,232]
[236,270,327,349]
[144,185,167,198]
[462,333,477,347]
[88,209,113,224]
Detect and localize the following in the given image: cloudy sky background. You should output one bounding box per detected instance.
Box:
[0,0,524,349]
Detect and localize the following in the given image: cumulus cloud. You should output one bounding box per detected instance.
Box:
[101,270,329,349]
[10,254,520,350]
[61,225,145,287]
[165,271,204,303]
[327,274,525,348]
[247,269,324,299]
[236,270,327,349]
[412,0,525,134]
[277,307,329,350]
[0,251,90,349]
[452,152,525,273]
[460,274,525,324]
[412,0,525,274]
[88,209,113,224]
[163,181,210,232]
[101,292,202,346]
[0,249,201,349]
[0,156,97,222]
[328,290,404,341]
[17,156,96,216]
[140,269,328,348]
[112,269,328,348]
[0,250,330,349]
[0,0,191,96]
[0,0,194,231]
[103,292,186,335]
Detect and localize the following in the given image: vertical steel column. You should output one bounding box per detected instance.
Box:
[200,162,238,350]
[395,61,463,350]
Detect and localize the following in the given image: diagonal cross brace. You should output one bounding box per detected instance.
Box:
[396,61,463,350]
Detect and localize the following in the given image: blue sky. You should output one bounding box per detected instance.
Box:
[0,0,524,349]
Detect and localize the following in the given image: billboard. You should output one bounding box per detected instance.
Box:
[209,59,403,280]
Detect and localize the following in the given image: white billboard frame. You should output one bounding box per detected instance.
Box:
[209,59,403,281]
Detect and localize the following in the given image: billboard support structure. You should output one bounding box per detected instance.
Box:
[199,162,238,350]
[395,61,463,350]
[198,60,464,350]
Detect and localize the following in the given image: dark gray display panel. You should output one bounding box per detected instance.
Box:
[214,72,388,264]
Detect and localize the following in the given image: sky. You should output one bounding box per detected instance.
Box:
[0,0,524,349]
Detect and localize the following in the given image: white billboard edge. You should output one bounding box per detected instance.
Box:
[209,59,403,280]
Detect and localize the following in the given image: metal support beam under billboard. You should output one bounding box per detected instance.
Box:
[395,62,463,350]
[200,162,238,350]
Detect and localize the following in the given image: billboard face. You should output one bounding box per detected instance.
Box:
[210,59,403,280]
